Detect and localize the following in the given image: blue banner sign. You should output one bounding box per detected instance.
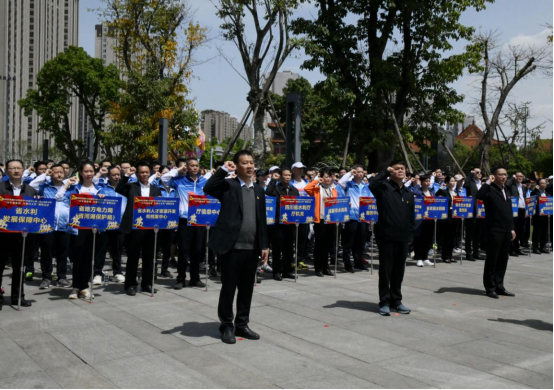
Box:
[511,197,518,217]
[188,194,221,226]
[423,197,449,220]
[279,196,315,224]
[0,195,56,233]
[69,194,122,230]
[477,200,486,219]
[525,196,536,218]
[539,196,553,216]
[359,196,378,223]
[414,197,424,221]
[132,197,179,230]
[266,196,276,226]
[324,197,350,224]
[452,196,474,219]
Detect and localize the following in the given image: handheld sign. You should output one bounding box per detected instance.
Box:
[324,197,350,224]
[414,197,425,221]
[132,197,179,230]
[539,196,553,216]
[477,200,486,219]
[69,195,122,230]
[423,197,448,220]
[188,194,221,226]
[0,196,55,233]
[510,197,518,217]
[359,196,378,223]
[279,196,315,224]
[525,196,537,218]
[452,196,474,219]
[265,196,276,226]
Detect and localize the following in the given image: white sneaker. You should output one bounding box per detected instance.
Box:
[79,288,94,300]
[114,274,125,283]
[261,263,273,272]
[410,251,415,259]
[428,249,435,257]
[416,260,424,267]
[423,260,434,266]
[453,248,461,254]
[92,275,103,285]
[68,288,79,299]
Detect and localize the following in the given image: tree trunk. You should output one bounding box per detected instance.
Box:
[252,108,272,166]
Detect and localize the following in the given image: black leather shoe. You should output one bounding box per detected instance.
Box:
[516,250,526,256]
[12,298,32,307]
[322,268,334,276]
[315,270,324,277]
[235,326,260,340]
[344,263,354,273]
[283,273,296,279]
[188,280,206,288]
[533,248,541,254]
[496,290,515,297]
[160,270,171,278]
[209,267,218,277]
[486,291,499,299]
[510,252,519,257]
[354,263,368,271]
[466,254,475,261]
[540,249,549,254]
[273,273,283,281]
[141,285,157,294]
[126,286,137,296]
[221,327,236,344]
[473,253,483,260]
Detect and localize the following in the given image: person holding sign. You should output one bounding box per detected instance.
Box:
[57,161,107,300]
[0,159,37,307]
[476,167,516,299]
[532,179,550,254]
[117,162,162,296]
[204,150,269,345]
[412,175,435,267]
[266,168,299,280]
[305,168,338,277]
[436,176,461,264]
[370,162,415,316]
[463,168,484,260]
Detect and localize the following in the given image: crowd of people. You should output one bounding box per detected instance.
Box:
[0,154,552,343]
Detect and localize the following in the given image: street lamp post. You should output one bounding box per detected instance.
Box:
[2,75,15,163]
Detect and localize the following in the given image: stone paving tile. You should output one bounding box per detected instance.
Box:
[0,338,43,379]
[0,371,61,389]
[47,363,118,389]
[340,364,437,389]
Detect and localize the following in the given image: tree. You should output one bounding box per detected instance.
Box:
[19,46,121,166]
[215,0,299,164]
[99,0,206,162]
[293,0,488,170]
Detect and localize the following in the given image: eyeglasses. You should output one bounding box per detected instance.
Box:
[7,167,23,171]
[496,173,508,177]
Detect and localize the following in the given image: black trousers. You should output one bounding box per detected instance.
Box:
[297,224,310,261]
[532,215,549,250]
[71,230,103,291]
[512,209,526,252]
[125,230,155,290]
[271,225,294,274]
[177,218,206,282]
[95,229,124,276]
[465,218,484,256]
[522,217,531,246]
[218,249,258,332]
[441,218,460,260]
[342,220,367,267]
[483,231,511,294]
[0,233,35,300]
[158,229,174,272]
[414,220,434,260]
[378,239,408,307]
[313,222,336,271]
[24,235,38,274]
[40,231,70,280]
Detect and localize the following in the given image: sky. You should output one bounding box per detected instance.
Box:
[79,0,553,140]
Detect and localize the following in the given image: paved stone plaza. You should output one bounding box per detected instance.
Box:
[0,251,552,389]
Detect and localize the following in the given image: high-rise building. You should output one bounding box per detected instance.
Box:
[270,70,299,96]
[201,110,252,143]
[0,0,80,163]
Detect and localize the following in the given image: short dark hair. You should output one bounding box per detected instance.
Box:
[100,159,112,167]
[352,164,364,171]
[58,160,70,166]
[175,157,187,167]
[6,159,24,169]
[420,175,430,182]
[232,150,253,164]
[151,160,160,166]
[444,175,454,183]
[390,161,406,168]
[107,165,120,175]
[491,166,506,175]
[158,165,169,173]
[185,157,198,165]
[33,161,46,171]
[321,167,333,177]
[136,161,151,171]
[50,164,63,170]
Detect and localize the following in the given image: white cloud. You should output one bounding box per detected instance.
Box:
[508,28,551,48]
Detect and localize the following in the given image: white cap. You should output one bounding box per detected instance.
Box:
[291,162,306,169]
[269,166,280,173]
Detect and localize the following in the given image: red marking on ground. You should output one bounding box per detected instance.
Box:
[393,313,400,316]
[452,303,457,306]
[324,325,329,327]
[238,338,244,341]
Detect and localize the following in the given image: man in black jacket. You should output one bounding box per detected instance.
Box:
[0,159,37,307]
[370,162,415,316]
[463,168,484,260]
[476,166,516,299]
[505,172,526,256]
[117,162,162,296]
[204,150,269,344]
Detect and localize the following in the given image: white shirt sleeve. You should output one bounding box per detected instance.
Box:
[148,173,157,184]
[29,173,48,190]
[56,186,68,201]
[161,168,178,185]
[338,172,352,189]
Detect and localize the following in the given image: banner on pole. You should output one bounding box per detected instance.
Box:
[69,195,122,230]
[414,197,424,221]
[265,196,276,226]
[132,197,179,229]
[477,200,486,218]
[525,196,537,218]
[511,197,518,217]
[188,194,221,226]
[539,196,553,216]
[324,197,350,224]
[452,196,474,219]
[0,195,55,233]
[279,196,315,224]
[421,197,448,220]
[359,196,378,223]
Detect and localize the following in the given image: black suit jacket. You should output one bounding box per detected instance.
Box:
[0,181,37,196]
[476,182,514,234]
[435,189,455,219]
[203,168,268,255]
[116,177,162,234]
[265,178,300,219]
[463,173,481,197]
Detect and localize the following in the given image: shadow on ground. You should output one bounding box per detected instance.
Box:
[434,287,485,296]
[162,321,221,339]
[489,318,553,332]
[323,300,381,313]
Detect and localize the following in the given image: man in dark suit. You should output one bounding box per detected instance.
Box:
[505,171,527,256]
[476,166,516,299]
[463,168,484,260]
[0,159,37,308]
[117,162,162,296]
[204,150,269,344]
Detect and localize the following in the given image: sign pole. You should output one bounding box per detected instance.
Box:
[460,218,464,265]
[205,226,210,291]
[334,223,339,279]
[152,226,159,297]
[90,226,98,304]
[370,222,374,275]
[17,229,29,311]
[548,216,551,255]
[433,218,437,268]
[295,223,299,283]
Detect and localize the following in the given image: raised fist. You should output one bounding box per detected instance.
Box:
[387,166,394,174]
[271,172,280,180]
[99,167,108,176]
[489,175,495,183]
[156,172,162,178]
[351,169,357,176]
[224,161,236,172]
[68,176,79,186]
[129,166,136,174]
[28,166,35,173]
[46,169,53,176]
